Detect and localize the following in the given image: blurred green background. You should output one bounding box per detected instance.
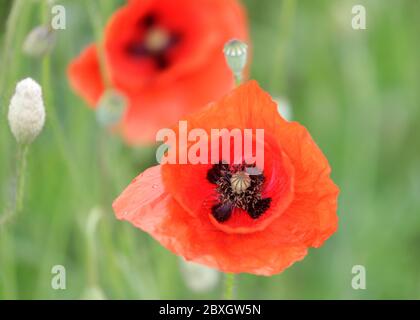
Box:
[0,0,419,299]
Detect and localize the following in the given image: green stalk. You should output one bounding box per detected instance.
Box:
[40,2,87,198]
[15,144,29,213]
[0,0,27,300]
[235,74,243,86]
[0,144,29,226]
[0,0,24,103]
[223,273,236,300]
[85,208,102,291]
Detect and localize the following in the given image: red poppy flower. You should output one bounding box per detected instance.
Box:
[113,81,339,275]
[68,0,248,144]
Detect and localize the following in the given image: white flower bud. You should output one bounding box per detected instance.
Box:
[96,89,127,126]
[179,258,220,293]
[22,25,56,57]
[8,78,46,144]
[223,39,248,80]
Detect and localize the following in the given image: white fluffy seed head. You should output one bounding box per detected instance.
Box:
[8,78,46,144]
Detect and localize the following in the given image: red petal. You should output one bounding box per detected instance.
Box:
[67,45,105,106]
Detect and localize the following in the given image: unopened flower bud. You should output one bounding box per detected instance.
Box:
[179,258,220,293]
[96,89,127,126]
[8,78,46,144]
[22,25,56,57]
[223,39,248,81]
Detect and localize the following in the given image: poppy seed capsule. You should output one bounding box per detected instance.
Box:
[223,39,248,78]
[230,171,251,194]
[8,78,46,145]
[144,27,171,53]
[96,90,127,126]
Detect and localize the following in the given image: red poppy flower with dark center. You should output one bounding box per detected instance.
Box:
[113,81,339,275]
[68,0,248,144]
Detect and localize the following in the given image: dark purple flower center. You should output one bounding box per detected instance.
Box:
[206,162,272,223]
[126,13,181,70]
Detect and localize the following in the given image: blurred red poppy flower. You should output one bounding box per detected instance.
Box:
[68,0,248,144]
[113,81,339,275]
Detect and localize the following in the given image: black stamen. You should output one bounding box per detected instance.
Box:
[206,162,229,184]
[168,32,182,47]
[140,13,157,28]
[247,198,272,219]
[211,202,233,222]
[126,42,148,57]
[206,162,272,223]
[154,54,170,70]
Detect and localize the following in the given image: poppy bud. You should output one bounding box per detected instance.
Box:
[22,25,56,58]
[223,39,248,81]
[179,258,220,293]
[8,78,46,145]
[96,90,127,126]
